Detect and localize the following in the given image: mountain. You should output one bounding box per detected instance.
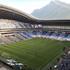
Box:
[31,0,70,20]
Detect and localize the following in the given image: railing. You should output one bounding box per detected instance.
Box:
[0,27,70,34]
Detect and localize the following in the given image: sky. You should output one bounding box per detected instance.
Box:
[0,0,70,14]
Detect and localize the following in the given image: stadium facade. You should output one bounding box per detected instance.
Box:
[0,5,70,44]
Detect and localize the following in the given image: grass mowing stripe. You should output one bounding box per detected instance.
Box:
[0,38,69,70]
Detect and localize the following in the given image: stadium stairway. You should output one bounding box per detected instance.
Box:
[15,33,26,40]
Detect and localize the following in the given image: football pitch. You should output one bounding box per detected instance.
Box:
[0,38,70,70]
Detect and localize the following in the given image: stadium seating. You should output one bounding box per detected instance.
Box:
[1,31,70,44]
[0,16,70,44]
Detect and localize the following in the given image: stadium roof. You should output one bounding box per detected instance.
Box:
[38,20,70,26]
[0,5,70,26]
[0,5,38,23]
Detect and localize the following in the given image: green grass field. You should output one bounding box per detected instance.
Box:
[0,38,70,70]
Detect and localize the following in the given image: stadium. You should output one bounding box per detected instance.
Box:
[0,5,70,70]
